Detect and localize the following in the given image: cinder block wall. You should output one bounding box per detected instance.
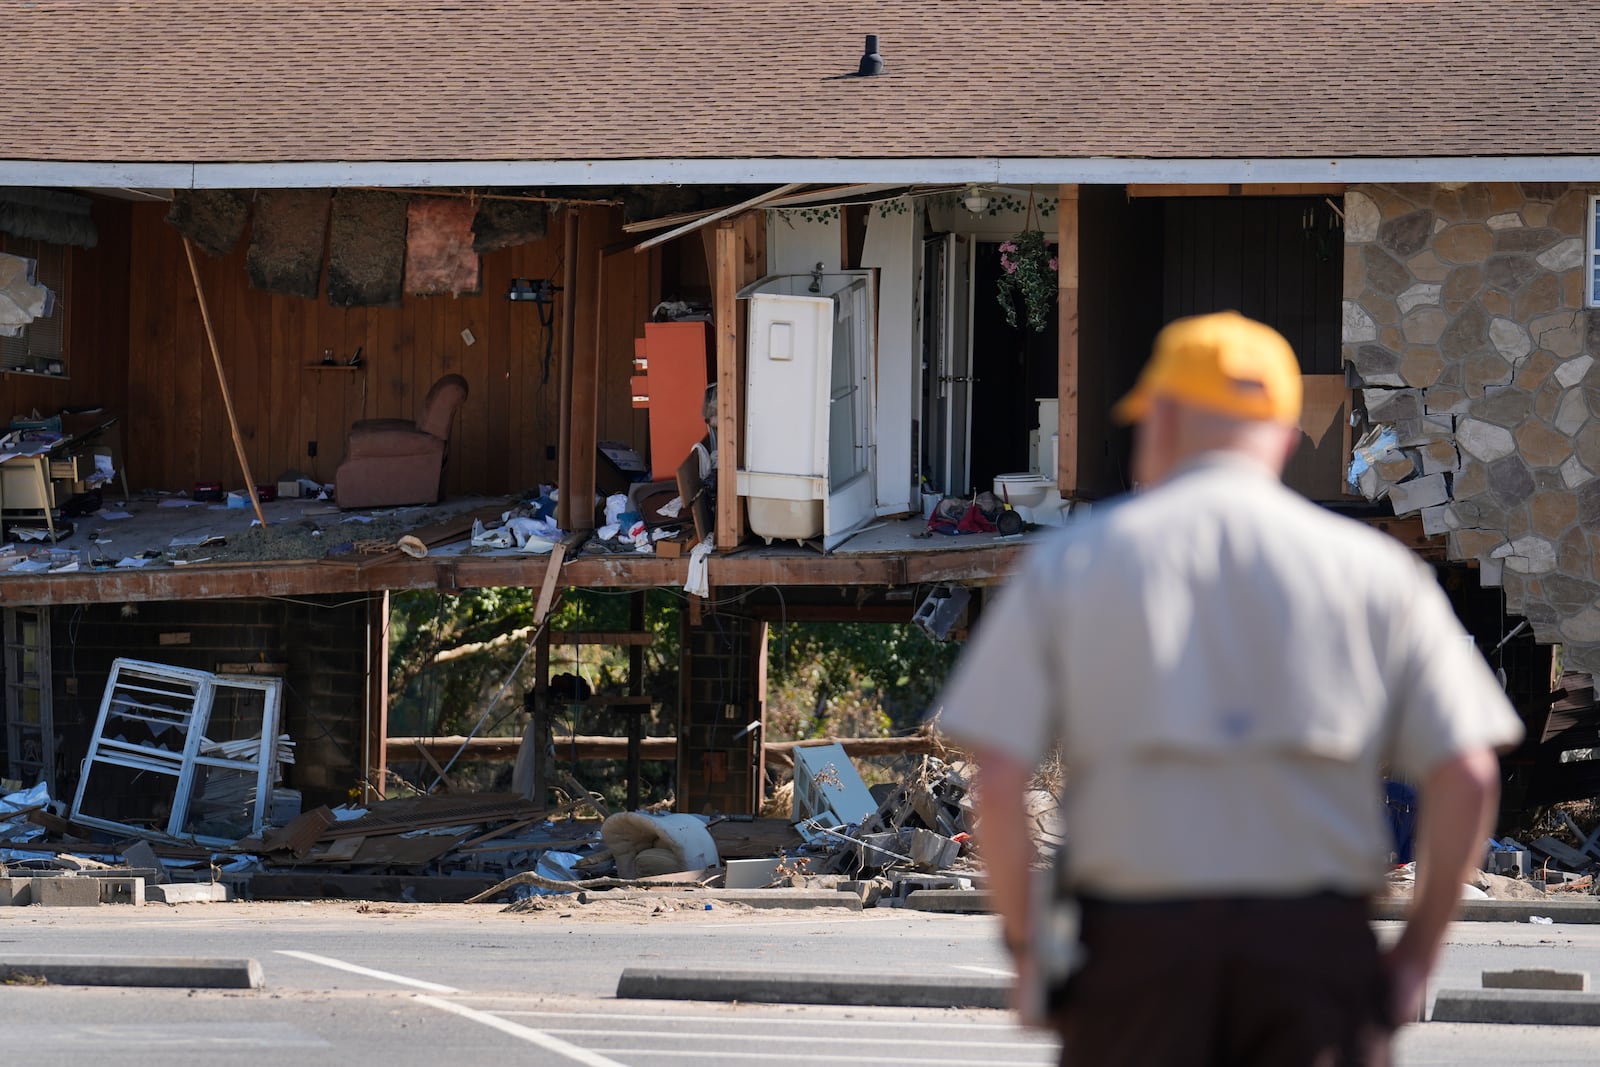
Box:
[49,596,370,810]
[1344,182,1600,670]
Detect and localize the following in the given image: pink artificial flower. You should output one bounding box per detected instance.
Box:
[1049,257,1059,271]
[999,241,1017,253]
[1003,259,1018,274]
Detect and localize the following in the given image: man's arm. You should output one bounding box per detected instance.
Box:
[1384,746,1500,1024]
[972,745,1046,1024]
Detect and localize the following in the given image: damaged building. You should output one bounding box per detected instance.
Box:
[1,2,1597,894]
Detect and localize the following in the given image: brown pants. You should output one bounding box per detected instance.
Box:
[1053,894,1392,1067]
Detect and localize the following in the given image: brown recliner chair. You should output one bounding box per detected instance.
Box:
[334,373,468,509]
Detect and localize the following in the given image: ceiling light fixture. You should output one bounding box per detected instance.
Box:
[963,185,991,215]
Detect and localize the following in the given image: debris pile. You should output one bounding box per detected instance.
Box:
[0,735,1061,911]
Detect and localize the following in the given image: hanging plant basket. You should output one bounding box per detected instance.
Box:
[995,229,1058,333]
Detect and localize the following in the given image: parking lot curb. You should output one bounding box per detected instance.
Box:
[616,966,1008,1009]
[579,888,862,910]
[1431,988,1600,1026]
[1370,899,1600,924]
[0,954,263,989]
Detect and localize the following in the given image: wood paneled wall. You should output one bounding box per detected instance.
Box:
[123,201,654,497]
[0,198,132,423]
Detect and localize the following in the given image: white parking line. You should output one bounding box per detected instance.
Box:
[488,1009,1024,1030]
[594,1050,1052,1064]
[536,1027,1045,1049]
[274,950,460,993]
[415,995,629,1067]
[953,964,1016,978]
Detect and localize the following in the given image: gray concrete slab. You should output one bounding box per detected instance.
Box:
[904,888,991,913]
[1372,899,1600,924]
[616,965,1008,1008]
[0,954,263,989]
[1483,968,1589,991]
[148,882,231,905]
[1431,988,1600,1026]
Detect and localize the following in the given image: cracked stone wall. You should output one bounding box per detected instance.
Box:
[1344,182,1600,669]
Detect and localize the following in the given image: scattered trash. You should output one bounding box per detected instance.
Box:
[1529,915,1556,925]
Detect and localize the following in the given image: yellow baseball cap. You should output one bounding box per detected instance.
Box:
[1112,311,1303,425]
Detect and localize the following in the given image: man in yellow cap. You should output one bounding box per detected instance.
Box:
[936,311,1522,1065]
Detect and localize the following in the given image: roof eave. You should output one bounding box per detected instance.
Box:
[5,156,1600,190]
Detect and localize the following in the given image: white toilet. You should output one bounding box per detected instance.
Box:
[993,398,1066,525]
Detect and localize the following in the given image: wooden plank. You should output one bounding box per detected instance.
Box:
[365,590,390,804]
[1361,515,1447,560]
[1056,184,1080,497]
[556,207,580,528]
[713,220,742,549]
[566,209,604,531]
[0,539,1030,605]
[531,540,568,626]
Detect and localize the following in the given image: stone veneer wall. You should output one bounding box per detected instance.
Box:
[1343,182,1600,670]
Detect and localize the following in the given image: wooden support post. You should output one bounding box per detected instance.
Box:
[182,238,267,528]
[556,208,580,529]
[714,220,744,550]
[568,210,604,531]
[364,591,390,803]
[1056,185,1080,497]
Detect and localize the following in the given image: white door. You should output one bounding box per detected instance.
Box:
[919,235,974,496]
[823,277,876,550]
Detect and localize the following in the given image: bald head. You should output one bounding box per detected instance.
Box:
[1132,396,1301,488]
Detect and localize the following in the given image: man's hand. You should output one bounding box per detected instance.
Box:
[1387,746,1501,1028]
[1380,943,1431,1026]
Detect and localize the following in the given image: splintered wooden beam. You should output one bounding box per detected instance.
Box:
[182,238,267,528]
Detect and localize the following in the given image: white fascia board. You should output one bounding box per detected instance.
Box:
[5,156,1600,189]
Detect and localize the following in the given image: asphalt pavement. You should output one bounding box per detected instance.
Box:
[0,901,1598,1065]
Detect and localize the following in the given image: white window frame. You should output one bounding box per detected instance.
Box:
[1588,195,1600,308]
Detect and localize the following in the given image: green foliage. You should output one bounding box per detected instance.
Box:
[764,621,958,741]
[388,588,681,740]
[387,588,958,799]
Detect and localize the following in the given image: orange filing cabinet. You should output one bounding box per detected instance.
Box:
[632,321,711,481]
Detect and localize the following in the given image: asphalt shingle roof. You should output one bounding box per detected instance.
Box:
[3,1,1595,164]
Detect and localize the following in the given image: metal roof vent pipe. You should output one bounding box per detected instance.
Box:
[857,34,884,76]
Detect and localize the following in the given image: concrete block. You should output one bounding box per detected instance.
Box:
[903,889,992,914]
[98,877,144,906]
[32,876,101,908]
[0,875,32,906]
[0,955,263,989]
[1432,988,1600,1026]
[1484,969,1590,992]
[1387,473,1450,515]
[836,880,883,907]
[148,882,230,905]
